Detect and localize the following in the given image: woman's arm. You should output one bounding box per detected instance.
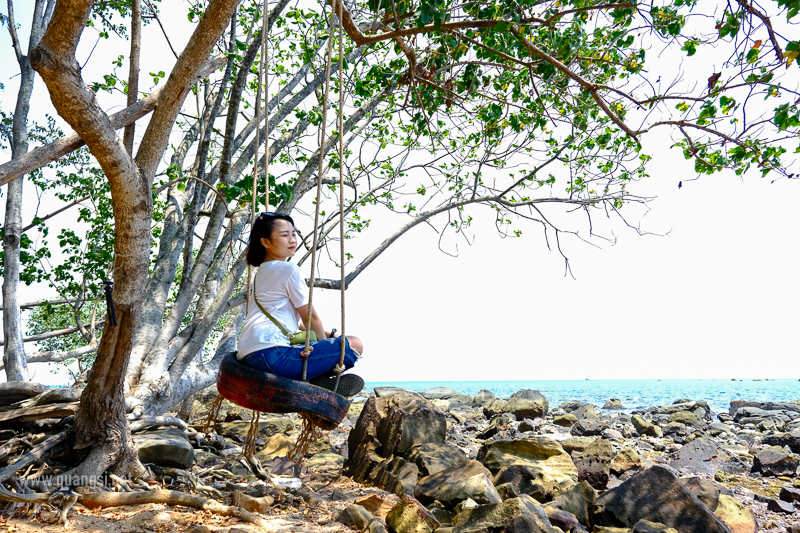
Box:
[296,303,326,341]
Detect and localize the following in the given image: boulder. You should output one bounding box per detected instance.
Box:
[407,443,469,476]
[543,506,579,532]
[767,499,794,514]
[570,419,604,437]
[256,434,294,461]
[632,521,677,533]
[762,428,800,453]
[415,460,500,508]
[518,419,536,433]
[473,390,496,408]
[603,429,624,441]
[713,494,757,533]
[356,494,396,518]
[453,495,561,533]
[478,415,511,440]
[729,400,800,417]
[669,436,748,475]
[372,456,420,496]
[375,387,417,397]
[603,399,626,410]
[668,411,704,428]
[386,494,441,533]
[571,438,612,490]
[215,418,293,438]
[780,486,800,503]
[348,391,447,483]
[752,445,799,476]
[561,437,596,454]
[477,437,578,493]
[505,390,549,420]
[631,415,662,438]
[423,388,461,400]
[337,504,375,530]
[432,399,451,412]
[484,398,508,419]
[493,465,546,502]
[554,480,596,528]
[427,502,455,525]
[610,447,641,477]
[572,404,598,420]
[133,427,194,469]
[592,465,731,533]
[495,482,520,501]
[679,477,720,511]
[554,414,577,427]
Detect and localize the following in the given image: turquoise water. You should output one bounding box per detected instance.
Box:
[364,379,800,414]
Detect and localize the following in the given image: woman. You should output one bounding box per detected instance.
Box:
[237,212,364,396]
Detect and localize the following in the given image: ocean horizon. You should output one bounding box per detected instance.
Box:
[363,378,800,414]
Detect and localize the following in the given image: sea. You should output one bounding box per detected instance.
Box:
[363,379,800,415]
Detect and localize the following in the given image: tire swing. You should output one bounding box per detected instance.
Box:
[213,0,352,465]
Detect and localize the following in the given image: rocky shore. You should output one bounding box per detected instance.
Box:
[2,384,800,533]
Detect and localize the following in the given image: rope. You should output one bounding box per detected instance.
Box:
[262,0,269,210]
[333,0,346,394]
[202,395,225,434]
[301,9,337,380]
[286,412,322,467]
[242,410,261,459]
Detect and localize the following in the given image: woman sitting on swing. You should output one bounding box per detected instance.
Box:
[237,212,365,397]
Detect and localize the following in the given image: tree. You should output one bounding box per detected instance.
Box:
[0,0,797,478]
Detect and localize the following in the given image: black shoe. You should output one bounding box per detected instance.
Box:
[310,373,364,397]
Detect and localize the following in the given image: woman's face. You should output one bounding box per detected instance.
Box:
[261,219,297,261]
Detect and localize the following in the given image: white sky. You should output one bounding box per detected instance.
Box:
[1,1,798,385]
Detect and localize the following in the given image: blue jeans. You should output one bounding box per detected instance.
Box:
[240,337,359,380]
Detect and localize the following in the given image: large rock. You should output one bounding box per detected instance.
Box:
[610,447,641,477]
[133,427,194,469]
[713,494,757,533]
[477,437,578,493]
[632,521,677,533]
[453,495,561,533]
[422,387,461,400]
[729,400,800,417]
[372,456,420,496]
[215,418,293,438]
[668,411,704,428]
[473,390,496,408]
[256,434,294,461]
[493,465,546,502]
[762,429,800,453]
[484,398,508,419]
[669,436,749,475]
[505,390,549,420]
[348,391,447,483]
[554,480,596,528]
[752,445,799,476]
[415,460,500,508]
[386,494,440,533]
[571,438,612,490]
[570,419,604,437]
[631,415,662,438]
[680,477,720,511]
[407,443,469,476]
[592,465,732,533]
[603,399,626,410]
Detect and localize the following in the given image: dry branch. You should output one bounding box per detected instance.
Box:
[0,401,79,424]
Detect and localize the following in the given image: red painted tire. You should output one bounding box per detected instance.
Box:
[216,352,350,431]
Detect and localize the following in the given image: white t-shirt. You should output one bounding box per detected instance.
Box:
[237,261,309,358]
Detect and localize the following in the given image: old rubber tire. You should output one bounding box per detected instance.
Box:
[216,352,350,431]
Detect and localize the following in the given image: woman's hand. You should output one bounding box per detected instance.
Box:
[296,303,325,342]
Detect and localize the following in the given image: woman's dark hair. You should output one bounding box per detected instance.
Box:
[246,212,295,266]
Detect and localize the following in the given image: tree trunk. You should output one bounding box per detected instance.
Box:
[122,0,141,155]
[2,0,48,381]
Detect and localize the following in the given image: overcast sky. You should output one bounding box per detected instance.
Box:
[1,1,798,385]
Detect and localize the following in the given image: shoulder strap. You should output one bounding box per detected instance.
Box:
[253,269,291,337]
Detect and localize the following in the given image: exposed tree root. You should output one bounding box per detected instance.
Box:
[0,432,67,482]
[80,489,272,529]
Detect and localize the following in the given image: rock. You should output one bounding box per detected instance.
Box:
[386,494,441,533]
[669,436,748,475]
[572,404,598,420]
[553,414,577,427]
[763,429,800,453]
[603,429,624,441]
[423,388,461,400]
[133,427,194,469]
[668,411,704,428]
[505,390,549,420]
[493,465,546,502]
[415,460,500,508]
[355,494,396,518]
[372,456,420,496]
[337,504,376,530]
[407,443,469,476]
[571,438,612,490]
[554,480,596,528]
[767,499,795,514]
[729,400,800,417]
[603,399,626,410]
[561,437,596,454]
[477,437,578,493]
[570,419,604,437]
[375,387,416,397]
[542,506,579,531]
[256,434,294,461]
[631,415,662,438]
[484,399,508,419]
[348,391,447,483]
[592,465,731,533]
[780,486,800,502]
[679,477,720,511]
[232,491,273,513]
[713,494,757,533]
[432,399,451,412]
[518,419,536,433]
[427,501,455,525]
[367,520,390,533]
[453,495,560,533]
[495,482,520,501]
[473,390,496,408]
[215,418,293,438]
[478,415,511,440]
[610,447,641,477]
[632,521,677,533]
[752,445,799,476]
